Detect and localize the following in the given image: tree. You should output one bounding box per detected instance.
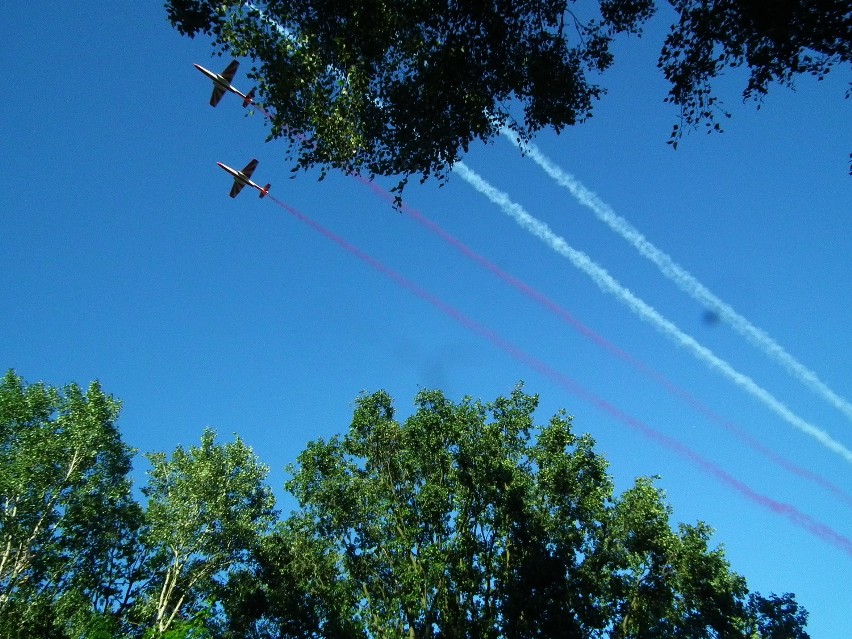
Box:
[165,1,851,192]
[165,0,653,195]
[0,370,140,638]
[0,372,280,639]
[137,428,277,637]
[0,372,812,637]
[659,0,852,151]
[223,385,810,638]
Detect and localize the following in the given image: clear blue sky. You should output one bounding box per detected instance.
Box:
[2,3,850,635]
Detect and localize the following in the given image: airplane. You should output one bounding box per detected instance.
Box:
[217,159,271,198]
[194,60,256,107]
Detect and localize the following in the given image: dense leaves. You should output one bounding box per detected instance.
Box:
[165,1,850,190]
[223,386,811,639]
[0,370,138,638]
[166,0,656,195]
[0,371,274,638]
[140,429,277,635]
[659,0,852,149]
[1,372,810,637]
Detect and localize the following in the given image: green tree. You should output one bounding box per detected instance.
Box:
[0,370,140,638]
[223,385,809,638]
[0,373,812,637]
[165,1,851,191]
[137,428,277,637]
[166,0,654,194]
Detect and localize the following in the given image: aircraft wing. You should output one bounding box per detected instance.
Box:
[210,86,227,107]
[241,159,259,179]
[221,60,239,83]
[229,181,246,198]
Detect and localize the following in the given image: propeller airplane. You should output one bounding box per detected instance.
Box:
[195,60,255,107]
[217,159,270,198]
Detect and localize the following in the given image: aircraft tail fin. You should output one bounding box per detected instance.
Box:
[259,184,271,198]
[243,88,256,107]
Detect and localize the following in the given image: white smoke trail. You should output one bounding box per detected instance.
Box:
[502,129,852,424]
[455,161,852,464]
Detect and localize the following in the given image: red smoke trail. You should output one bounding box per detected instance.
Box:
[354,176,852,509]
[266,193,852,557]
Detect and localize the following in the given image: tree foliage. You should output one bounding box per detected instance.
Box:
[139,428,277,636]
[165,0,654,193]
[0,372,811,637]
[659,0,852,149]
[0,370,138,638]
[222,386,810,639]
[165,0,851,190]
[0,371,275,639]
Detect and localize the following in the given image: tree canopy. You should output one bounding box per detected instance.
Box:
[165,0,852,191]
[222,386,810,639]
[1,371,810,637]
[0,371,275,639]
